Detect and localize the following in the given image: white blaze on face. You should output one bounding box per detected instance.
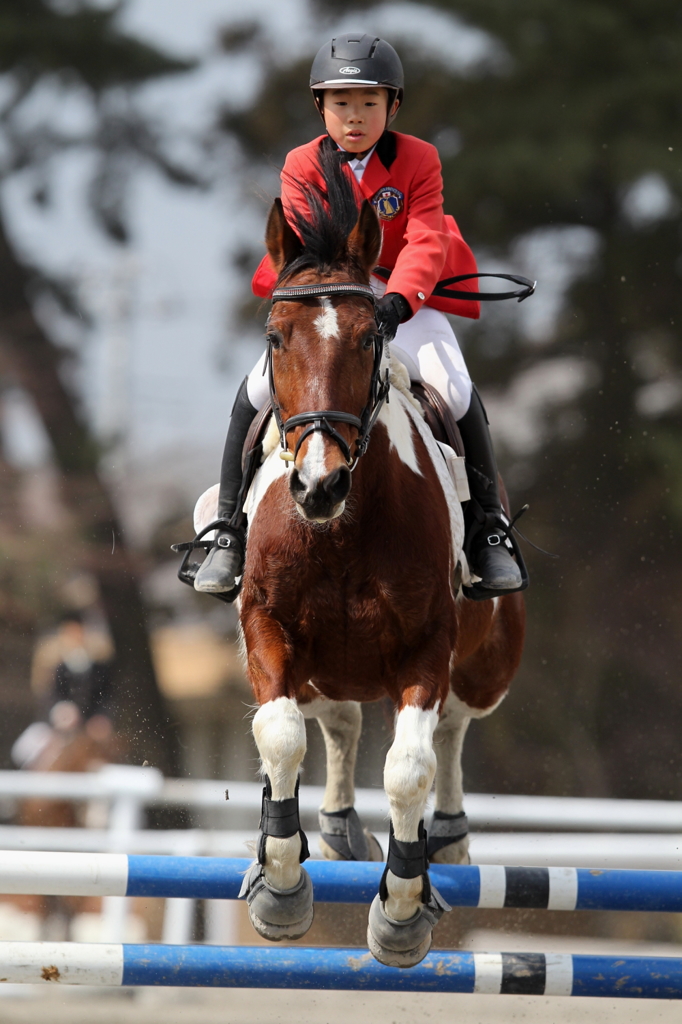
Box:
[298,297,339,488]
[313,297,339,341]
[300,429,329,490]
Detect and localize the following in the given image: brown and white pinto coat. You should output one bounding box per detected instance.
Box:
[197,192,525,952]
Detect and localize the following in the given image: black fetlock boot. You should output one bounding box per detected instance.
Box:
[194,378,257,595]
[457,386,527,599]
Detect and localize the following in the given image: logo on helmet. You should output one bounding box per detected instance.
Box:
[339,66,361,75]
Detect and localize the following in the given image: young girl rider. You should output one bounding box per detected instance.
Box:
[194,34,523,599]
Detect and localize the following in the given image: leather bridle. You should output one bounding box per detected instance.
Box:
[265,281,389,469]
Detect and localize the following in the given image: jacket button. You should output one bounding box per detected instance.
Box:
[417,291,425,300]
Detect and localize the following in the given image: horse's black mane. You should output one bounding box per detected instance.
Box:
[277,140,362,284]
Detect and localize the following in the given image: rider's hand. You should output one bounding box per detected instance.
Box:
[376,293,411,342]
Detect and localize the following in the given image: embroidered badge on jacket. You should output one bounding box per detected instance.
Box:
[371,186,404,221]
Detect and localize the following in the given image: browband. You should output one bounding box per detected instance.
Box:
[271,282,376,303]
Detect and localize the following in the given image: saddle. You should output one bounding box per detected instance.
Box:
[239,379,466,494]
[408,381,464,457]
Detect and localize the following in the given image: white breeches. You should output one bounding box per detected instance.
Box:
[390,308,472,421]
[245,277,473,421]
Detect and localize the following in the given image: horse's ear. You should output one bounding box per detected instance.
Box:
[265,198,303,272]
[347,199,382,276]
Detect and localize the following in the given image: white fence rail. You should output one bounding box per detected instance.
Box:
[2,766,682,831]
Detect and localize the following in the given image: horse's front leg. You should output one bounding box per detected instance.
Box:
[367,683,451,969]
[238,616,314,941]
[300,696,382,861]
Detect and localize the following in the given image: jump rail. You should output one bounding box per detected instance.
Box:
[1,942,682,998]
[2,854,682,998]
[3,852,682,914]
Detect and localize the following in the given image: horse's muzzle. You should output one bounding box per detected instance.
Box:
[289,465,352,522]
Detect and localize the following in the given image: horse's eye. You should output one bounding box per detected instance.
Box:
[363,331,378,351]
[267,331,282,350]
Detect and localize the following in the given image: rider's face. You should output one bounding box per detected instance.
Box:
[323,88,398,152]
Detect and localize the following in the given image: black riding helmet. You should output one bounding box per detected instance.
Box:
[310,34,404,125]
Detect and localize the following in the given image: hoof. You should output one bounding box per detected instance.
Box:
[366,888,449,969]
[239,861,314,942]
[319,808,384,862]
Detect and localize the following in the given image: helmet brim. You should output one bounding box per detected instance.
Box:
[311,80,387,89]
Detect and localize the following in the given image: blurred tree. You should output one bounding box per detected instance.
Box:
[224,0,682,798]
[0,1,197,772]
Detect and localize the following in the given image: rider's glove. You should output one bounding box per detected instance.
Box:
[376,293,411,342]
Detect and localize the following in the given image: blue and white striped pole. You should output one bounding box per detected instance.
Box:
[2,852,682,913]
[1,943,682,997]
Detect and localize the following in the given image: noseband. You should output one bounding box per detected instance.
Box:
[265,282,389,469]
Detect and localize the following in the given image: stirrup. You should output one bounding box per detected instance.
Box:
[171,518,243,604]
[462,502,529,602]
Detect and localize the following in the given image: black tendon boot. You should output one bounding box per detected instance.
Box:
[194,378,257,594]
[457,386,525,596]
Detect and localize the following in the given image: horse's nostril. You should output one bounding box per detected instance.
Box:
[289,469,305,498]
[322,466,352,505]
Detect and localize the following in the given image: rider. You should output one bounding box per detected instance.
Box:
[194,34,524,599]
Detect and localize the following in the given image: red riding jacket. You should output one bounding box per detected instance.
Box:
[251,131,480,320]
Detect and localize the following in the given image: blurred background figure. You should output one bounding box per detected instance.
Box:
[32,611,115,725]
[11,609,118,774]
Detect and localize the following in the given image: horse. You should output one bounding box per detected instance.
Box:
[194,151,525,968]
[5,704,124,939]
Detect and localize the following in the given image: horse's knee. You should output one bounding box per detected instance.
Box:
[252,697,306,799]
[384,705,438,840]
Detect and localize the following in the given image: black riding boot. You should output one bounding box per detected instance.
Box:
[457,386,523,595]
[194,378,257,594]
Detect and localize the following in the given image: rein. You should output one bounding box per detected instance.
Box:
[265,282,389,468]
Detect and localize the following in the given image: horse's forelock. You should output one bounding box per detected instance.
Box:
[277,143,366,285]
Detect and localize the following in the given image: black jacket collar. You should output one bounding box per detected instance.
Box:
[323,131,397,170]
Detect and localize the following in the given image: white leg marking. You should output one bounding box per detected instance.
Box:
[383,704,439,921]
[252,697,306,890]
[313,297,339,340]
[431,688,508,863]
[300,697,361,811]
[446,684,508,721]
[434,691,470,815]
[431,691,471,863]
